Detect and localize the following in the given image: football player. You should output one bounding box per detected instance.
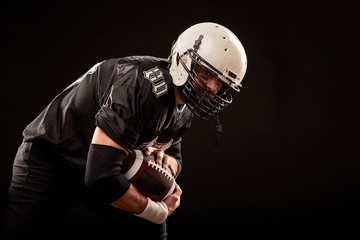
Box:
[1,22,247,239]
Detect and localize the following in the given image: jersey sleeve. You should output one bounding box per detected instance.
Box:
[95,83,141,153]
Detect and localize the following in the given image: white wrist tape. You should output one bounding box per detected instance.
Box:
[134,197,168,224]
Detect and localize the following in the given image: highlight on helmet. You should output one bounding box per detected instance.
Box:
[169,22,247,120]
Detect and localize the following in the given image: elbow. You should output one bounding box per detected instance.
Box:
[84,144,130,202]
[84,172,130,203]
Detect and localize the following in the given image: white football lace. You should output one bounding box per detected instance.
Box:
[147,161,173,180]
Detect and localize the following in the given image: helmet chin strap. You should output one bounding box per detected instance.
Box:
[194,34,223,148]
[214,115,222,148]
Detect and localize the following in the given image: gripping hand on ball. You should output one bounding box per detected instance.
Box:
[145,147,178,176]
[134,184,182,223]
[164,184,182,216]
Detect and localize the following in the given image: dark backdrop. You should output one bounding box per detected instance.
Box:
[1,0,359,238]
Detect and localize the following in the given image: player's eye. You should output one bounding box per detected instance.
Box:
[203,66,216,76]
[205,70,213,77]
[199,74,209,81]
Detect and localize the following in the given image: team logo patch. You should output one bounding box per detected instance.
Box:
[143,66,168,98]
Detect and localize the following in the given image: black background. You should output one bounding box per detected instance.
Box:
[1,0,359,238]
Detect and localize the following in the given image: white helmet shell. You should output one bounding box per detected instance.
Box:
[170,22,247,91]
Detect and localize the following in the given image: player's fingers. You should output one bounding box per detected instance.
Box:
[155,150,164,165]
[168,164,176,176]
[164,156,176,176]
[174,184,182,195]
[144,147,155,155]
[174,186,181,207]
[145,147,162,162]
[144,147,165,165]
[165,162,176,176]
[162,154,170,168]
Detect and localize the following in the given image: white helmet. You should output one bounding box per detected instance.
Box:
[169,22,247,120]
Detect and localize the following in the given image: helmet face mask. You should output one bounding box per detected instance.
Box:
[178,50,234,120]
[169,22,247,120]
[187,48,242,92]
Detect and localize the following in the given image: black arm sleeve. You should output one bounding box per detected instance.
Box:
[85,144,130,203]
[164,141,183,179]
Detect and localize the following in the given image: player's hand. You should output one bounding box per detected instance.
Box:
[163,185,182,216]
[144,147,177,176]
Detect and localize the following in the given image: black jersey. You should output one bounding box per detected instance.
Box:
[22,56,192,168]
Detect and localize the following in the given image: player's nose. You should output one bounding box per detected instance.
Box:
[206,78,222,94]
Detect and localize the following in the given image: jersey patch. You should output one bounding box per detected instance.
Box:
[143,66,168,98]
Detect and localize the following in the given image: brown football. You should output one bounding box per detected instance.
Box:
[122,150,176,201]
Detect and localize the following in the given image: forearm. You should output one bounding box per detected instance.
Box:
[110,183,148,214]
[111,183,148,214]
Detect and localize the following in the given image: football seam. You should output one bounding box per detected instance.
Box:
[147,161,173,180]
